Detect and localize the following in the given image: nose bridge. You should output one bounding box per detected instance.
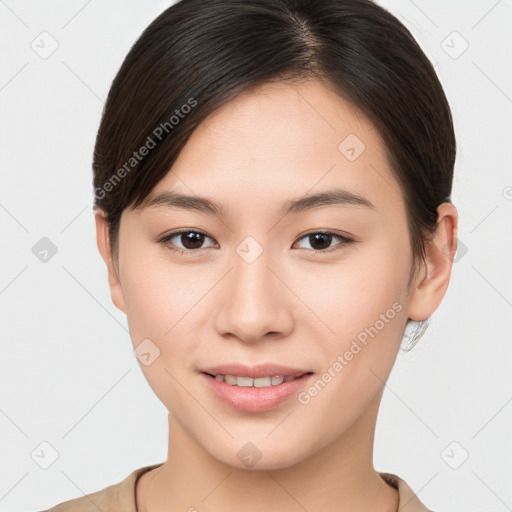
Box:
[214,237,292,342]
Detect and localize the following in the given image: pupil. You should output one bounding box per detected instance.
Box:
[182,232,204,249]
[310,233,331,250]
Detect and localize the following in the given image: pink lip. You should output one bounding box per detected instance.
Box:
[200,364,314,413]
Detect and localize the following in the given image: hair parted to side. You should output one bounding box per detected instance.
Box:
[92,0,456,350]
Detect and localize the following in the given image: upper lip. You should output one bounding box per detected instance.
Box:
[201,364,312,378]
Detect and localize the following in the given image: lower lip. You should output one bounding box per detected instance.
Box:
[201,373,314,412]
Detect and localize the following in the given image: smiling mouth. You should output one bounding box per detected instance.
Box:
[201,368,315,412]
[203,372,313,388]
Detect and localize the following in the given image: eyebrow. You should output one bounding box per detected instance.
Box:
[141,188,375,217]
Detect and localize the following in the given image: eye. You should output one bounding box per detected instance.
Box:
[293,231,353,252]
[159,230,218,255]
[159,229,353,256]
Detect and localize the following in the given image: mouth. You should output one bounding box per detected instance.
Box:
[200,364,314,412]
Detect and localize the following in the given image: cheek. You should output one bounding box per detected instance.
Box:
[119,243,202,339]
[291,236,410,405]
[119,252,207,409]
[294,240,409,336]
[118,245,223,391]
[292,254,408,440]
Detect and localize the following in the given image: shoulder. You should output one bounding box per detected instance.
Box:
[41,480,119,512]
[379,472,439,512]
[40,464,163,512]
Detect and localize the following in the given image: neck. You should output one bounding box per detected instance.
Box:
[137,390,398,512]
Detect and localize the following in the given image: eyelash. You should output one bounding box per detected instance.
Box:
[158,230,353,257]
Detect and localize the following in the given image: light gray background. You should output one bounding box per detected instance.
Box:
[0,1,511,511]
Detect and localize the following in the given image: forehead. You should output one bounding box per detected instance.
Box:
[142,79,404,217]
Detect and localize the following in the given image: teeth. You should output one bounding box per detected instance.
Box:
[212,374,299,387]
[236,376,253,387]
[225,375,237,385]
[254,377,271,387]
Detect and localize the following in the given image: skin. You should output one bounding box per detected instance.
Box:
[95,79,458,512]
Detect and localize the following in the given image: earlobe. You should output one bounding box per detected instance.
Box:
[406,202,458,322]
[94,209,127,314]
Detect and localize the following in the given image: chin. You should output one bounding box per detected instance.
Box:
[206,435,317,471]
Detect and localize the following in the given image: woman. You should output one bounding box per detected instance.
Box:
[45,0,458,510]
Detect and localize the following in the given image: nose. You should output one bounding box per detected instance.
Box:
[213,245,294,344]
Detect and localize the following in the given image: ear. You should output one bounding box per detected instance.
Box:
[94,208,126,314]
[406,202,458,321]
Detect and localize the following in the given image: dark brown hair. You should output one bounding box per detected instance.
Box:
[92,0,456,348]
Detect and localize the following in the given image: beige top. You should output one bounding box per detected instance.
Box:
[42,463,435,511]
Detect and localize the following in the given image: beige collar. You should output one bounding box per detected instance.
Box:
[118,463,432,512]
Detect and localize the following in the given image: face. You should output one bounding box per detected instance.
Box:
[97,79,443,470]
